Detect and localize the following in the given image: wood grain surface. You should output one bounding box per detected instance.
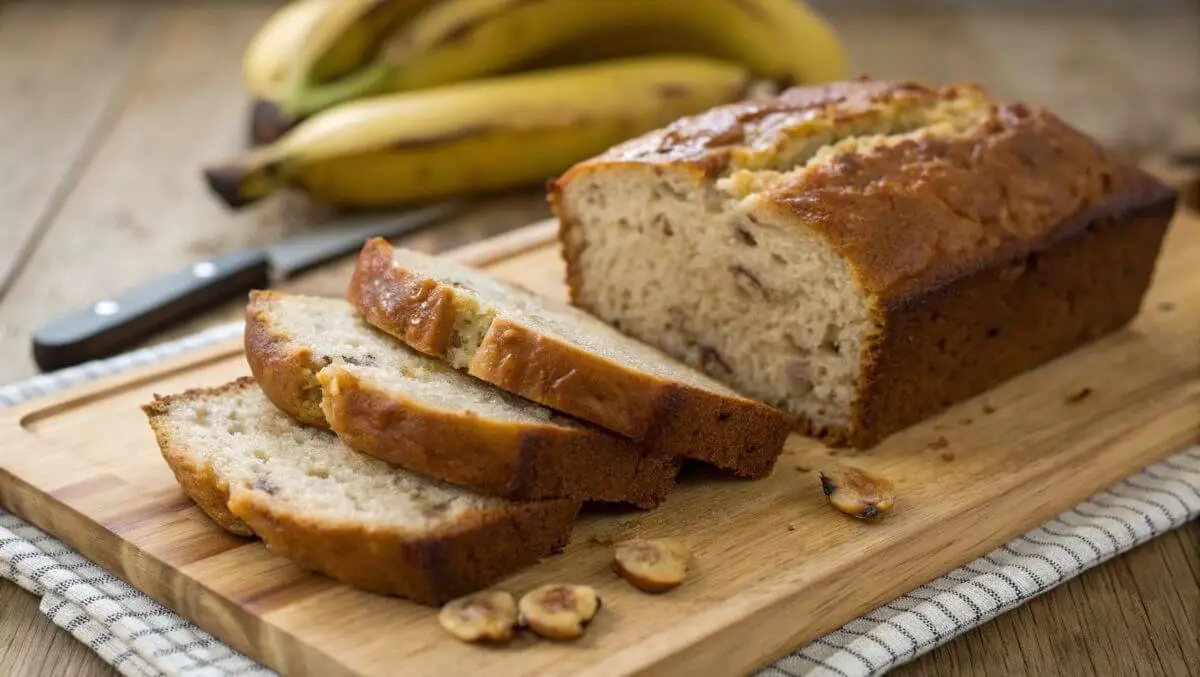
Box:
[0,1,1197,676]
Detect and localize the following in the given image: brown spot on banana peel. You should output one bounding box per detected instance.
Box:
[385,112,622,152]
[656,83,693,100]
[388,124,496,151]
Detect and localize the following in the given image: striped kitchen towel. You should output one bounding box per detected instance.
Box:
[1,323,1197,677]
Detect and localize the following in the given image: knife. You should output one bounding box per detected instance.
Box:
[32,201,467,372]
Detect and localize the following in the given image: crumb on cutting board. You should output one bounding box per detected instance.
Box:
[1065,387,1093,404]
[928,436,950,450]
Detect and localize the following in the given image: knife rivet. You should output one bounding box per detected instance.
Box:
[192,261,218,278]
[94,300,120,316]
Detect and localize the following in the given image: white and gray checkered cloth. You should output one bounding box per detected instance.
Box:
[2,323,1197,677]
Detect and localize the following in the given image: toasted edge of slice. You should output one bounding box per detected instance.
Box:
[245,290,680,507]
[144,387,255,537]
[244,298,330,428]
[141,377,581,605]
[317,365,681,507]
[348,238,793,477]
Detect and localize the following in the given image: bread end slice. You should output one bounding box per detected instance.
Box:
[143,378,581,605]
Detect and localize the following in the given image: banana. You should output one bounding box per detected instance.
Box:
[205,56,751,209]
[245,0,433,144]
[284,0,435,85]
[274,0,848,124]
[242,0,339,100]
[251,0,434,136]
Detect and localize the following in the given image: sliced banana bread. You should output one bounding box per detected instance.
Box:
[551,79,1177,448]
[349,239,794,478]
[142,378,580,605]
[245,291,678,507]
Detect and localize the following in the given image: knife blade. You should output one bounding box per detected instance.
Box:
[32,201,467,372]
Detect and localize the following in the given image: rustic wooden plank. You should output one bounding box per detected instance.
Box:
[0,580,116,677]
[830,10,1200,157]
[955,12,1200,156]
[0,0,286,383]
[0,1,159,298]
[894,524,1200,677]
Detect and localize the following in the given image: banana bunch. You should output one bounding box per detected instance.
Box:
[215,0,848,209]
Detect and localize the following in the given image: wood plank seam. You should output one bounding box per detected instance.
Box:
[0,7,163,301]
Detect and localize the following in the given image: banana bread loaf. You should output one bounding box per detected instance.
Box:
[551,79,1177,448]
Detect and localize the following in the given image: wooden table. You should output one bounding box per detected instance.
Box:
[0,2,1196,675]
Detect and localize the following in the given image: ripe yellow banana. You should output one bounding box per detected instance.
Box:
[245,0,432,144]
[273,0,848,125]
[205,56,751,209]
[242,0,339,100]
[251,0,434,136]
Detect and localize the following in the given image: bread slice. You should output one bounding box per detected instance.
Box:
[142,378,580,604]
[348,239,793,478]
[550,79,1176,448]
[244,290,678,507]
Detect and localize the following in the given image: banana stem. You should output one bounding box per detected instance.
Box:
[204,156,282,209]
[283,64,394,119]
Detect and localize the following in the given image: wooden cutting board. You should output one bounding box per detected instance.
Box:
[1,213,1197,677]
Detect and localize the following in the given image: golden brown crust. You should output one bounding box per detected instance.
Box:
[227,487,580,606]
[837,197,1175,448]
[244,294,329,428]
[760,104,1170,303]
[348,239,793,477]
[141,377,266,538]
[471,317,789,476]
[348,239,457,357]
[319,367,680,507]
[577,79,951,172]
[469,316,662,438]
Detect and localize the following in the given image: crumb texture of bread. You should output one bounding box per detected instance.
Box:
[245,291,679,507]
[551,79,1177,447]
[349,240,794,477]
[142,377,580,605]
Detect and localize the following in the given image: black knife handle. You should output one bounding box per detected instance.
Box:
[32,250,270,372]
